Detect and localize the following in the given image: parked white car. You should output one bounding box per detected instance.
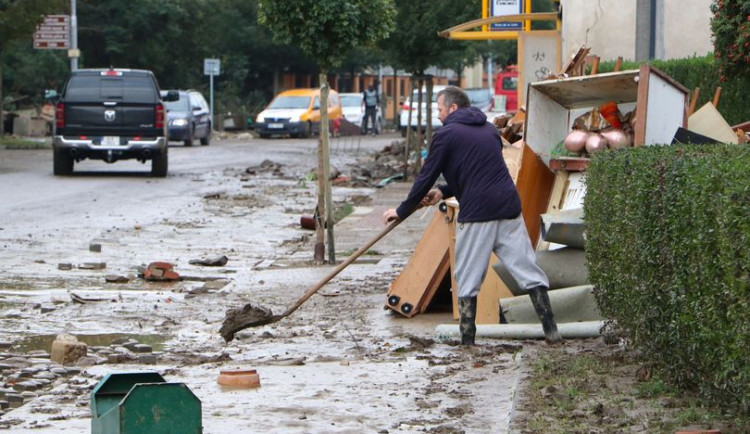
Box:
[339,92,383,134]
[398,85,447,137]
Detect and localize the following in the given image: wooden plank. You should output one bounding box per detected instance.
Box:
[688,102,739,144]
[633,65,651,146]
[386,208,452,317]
[536,171,570,251]
[688,87,700,116]
[477,256,514,324]
[530,69,640,109]
[516,144,555,246]
[549,157,589,171]
[416,250,451,314]
[713,87,722,107]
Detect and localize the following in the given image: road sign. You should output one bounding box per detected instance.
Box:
[34,41,69,49]
[43,15,70,24]
[34,14,70,50]
[204,58,220,76]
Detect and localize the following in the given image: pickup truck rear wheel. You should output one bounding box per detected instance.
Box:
[151,150,168,177]
[53,150,74,175]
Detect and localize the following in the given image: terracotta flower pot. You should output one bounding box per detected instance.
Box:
[217,369,261,388]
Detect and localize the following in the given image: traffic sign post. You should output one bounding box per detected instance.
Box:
[33,14,70,50]
[204,59,221,132]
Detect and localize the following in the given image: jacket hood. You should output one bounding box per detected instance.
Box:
[445,106,487,126]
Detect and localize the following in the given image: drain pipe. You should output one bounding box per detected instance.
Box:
[435,320,606,341]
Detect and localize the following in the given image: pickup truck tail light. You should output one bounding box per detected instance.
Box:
[155,103,165,129]
[56,102,65,128]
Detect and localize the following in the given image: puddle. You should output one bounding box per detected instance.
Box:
[13,333,167,354]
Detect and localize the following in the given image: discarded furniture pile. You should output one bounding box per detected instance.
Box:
[386,47,747,341]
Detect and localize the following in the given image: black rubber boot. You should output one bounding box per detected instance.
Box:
[527,286,563,344]
[458,296,477,346]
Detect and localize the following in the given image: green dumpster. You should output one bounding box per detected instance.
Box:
[91,372,202,434]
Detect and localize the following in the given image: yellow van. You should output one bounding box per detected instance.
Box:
[255,88,342,138]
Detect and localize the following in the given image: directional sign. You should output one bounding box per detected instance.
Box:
[34,41,69,49]
[42,14,70,24]
[36,25,69,34]
[34,14,70,50]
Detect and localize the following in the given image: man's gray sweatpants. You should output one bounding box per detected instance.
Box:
[454,215,548,298]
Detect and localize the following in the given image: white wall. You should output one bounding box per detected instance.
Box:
[562,0,713,62]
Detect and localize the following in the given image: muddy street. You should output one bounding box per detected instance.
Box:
[0,134,529,433]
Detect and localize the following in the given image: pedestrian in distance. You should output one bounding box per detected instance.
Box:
[382,85,562,346]
[361,84,379,136]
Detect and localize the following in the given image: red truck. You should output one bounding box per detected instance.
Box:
[494,66,519,114]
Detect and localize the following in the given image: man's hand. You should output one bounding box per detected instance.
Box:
[420,188,443,207]
[382,208,399,225]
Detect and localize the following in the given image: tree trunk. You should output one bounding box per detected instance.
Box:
[319,73,335,264]
[425,78,434,148]
[415,77,424,171]
[404,76,416,180]
[392,70,398,128]
[0,61,4,136]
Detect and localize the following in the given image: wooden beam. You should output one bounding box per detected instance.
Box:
[614,56,623,72]
[589,56,600,75]
[689,87,700,116]
[439,12,559,39]
[713,87,722,107]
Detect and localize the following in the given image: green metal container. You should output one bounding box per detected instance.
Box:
[91,372,202,434]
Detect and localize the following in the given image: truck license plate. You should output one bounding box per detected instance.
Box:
[101,136,120,146]
[268,123,283,129]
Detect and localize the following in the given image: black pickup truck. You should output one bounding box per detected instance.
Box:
[53,68,177,177]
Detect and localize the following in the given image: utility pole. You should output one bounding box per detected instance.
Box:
[635,0,653,61]
[70,0,78,71]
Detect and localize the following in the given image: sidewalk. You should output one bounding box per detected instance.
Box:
[334,180,431,255]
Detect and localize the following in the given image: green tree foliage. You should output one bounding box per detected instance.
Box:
[383,0,478,76]
[0,0,64,134]
[257,0,395,71]
[710,0,750,80]
[257,0,396,263]
[76,0,213,87]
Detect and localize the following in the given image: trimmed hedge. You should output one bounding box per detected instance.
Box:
[584,144,750,418]
[598,54,750,126]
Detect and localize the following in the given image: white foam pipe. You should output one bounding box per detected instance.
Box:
[435,320,606,340]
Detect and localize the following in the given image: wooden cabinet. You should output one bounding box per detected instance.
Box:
[525,64,689,168]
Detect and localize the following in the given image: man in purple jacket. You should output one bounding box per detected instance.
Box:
[382,86,562,345]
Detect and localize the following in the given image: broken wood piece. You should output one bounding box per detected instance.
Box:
[614,56,623,72]
[78,262,106,270]
[104,275,130,283]
[736,128,747,144]
[588,56,600,75]
[70,292,109,304]
[688,102,739,144]
[559,46,591,77]
[713,86,722,107]
[689,87,700,116]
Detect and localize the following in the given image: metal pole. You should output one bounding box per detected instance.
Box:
[210,74,215,132]
[487,52,494,93]
[70,0,78,71]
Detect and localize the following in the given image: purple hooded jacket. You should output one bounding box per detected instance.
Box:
[395,106,521,223]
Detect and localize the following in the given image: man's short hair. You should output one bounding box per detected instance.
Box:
[437,86,470,109]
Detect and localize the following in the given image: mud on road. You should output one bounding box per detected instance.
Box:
[0,135,535,433]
